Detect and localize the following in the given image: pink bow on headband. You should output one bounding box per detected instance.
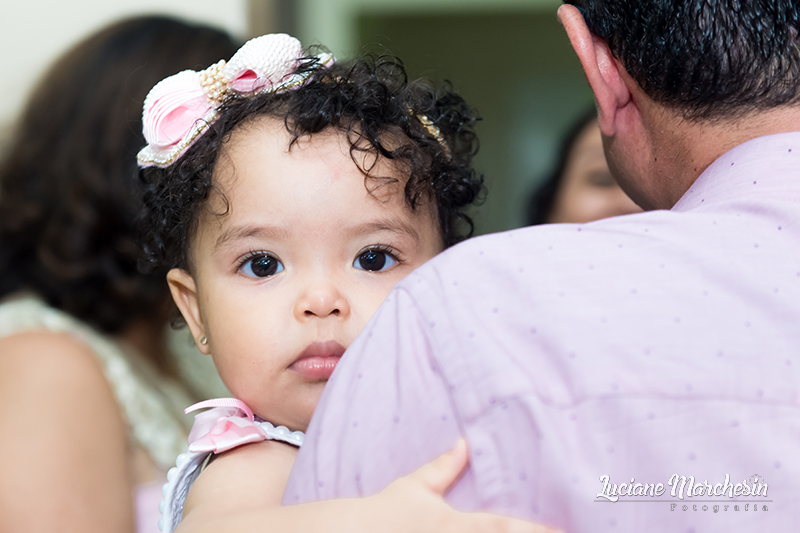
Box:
[137,33,333,168]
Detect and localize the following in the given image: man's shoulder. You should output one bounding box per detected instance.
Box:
[400,202,798,318]
[413,210,677,286]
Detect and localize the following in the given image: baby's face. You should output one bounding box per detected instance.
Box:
[169,117,442,431]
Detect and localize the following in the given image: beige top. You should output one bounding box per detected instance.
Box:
[0,295,192,470]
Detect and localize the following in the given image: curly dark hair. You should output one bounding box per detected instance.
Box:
[566,0,800,120]
[139,54,483,274]
[0,16,239,334]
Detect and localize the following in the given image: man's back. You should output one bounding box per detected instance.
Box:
[286,133,800,531]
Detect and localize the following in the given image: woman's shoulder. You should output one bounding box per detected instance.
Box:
[0,328,126,436]
[0,328,112,393]
[0,329,129,472]
[0,294,192,469]
[0,329,133,532]
[0,305,149,473]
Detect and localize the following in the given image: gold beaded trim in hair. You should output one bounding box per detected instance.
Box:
[407,105,450,156]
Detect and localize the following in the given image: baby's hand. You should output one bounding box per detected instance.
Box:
[361,439,562,533]
[174,438,561,533]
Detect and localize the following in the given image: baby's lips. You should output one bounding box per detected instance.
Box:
[188,417,267,454]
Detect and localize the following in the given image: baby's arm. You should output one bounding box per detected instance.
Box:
[181,439,297,523]
[177,439,559,533]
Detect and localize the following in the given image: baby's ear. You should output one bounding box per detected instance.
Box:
[166,268,209,354]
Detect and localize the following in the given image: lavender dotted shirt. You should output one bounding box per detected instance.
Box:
[286,132,800,532]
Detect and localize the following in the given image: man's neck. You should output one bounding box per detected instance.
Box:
[652,106,800,208]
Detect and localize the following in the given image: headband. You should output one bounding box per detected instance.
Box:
[137,33,333,168]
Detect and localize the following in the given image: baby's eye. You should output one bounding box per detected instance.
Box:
[240,253,284,278]
[353,249,398,272]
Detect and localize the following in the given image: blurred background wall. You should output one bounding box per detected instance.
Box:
[1,0,592,234]
[0,1,246,149]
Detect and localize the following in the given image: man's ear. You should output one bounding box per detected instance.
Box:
[166,268,210,354]
[558,5,632,136]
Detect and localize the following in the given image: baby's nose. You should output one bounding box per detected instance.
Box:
[294,283,350,320]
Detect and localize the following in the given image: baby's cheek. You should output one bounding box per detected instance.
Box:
[210,355,239,391]
[214,356,268,403]
[355,287,394,323]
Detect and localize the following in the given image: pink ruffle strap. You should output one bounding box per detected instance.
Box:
[185,398,267,454]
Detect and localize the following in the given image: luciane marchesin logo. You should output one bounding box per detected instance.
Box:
[595,474,770,511]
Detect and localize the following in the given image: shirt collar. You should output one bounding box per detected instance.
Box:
[672,131,800,212]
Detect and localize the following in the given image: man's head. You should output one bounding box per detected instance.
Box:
[559,1,800,209]
[567,0,800,120]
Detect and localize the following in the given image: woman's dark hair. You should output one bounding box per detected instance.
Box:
[566,0,800,120]
[526,108,597,225]
[0,16,239,334]
[139,54,483,274]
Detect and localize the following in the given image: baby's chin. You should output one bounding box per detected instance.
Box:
[252,384,324,433]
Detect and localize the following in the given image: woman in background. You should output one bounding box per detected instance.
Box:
[0,16,238,533]
[527,109,641,225]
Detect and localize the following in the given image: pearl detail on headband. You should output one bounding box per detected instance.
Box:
[137,33,334,168]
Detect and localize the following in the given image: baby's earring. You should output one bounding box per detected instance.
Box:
[199,336,209,346]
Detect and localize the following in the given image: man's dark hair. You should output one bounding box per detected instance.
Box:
[566,0,800,120]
